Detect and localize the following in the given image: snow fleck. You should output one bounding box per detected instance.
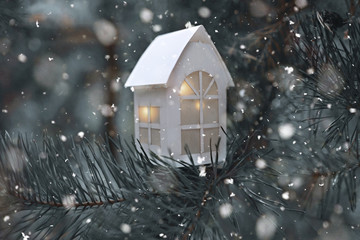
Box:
[224,178,234,184]
[185,21,193,28]
[289,20,295,25]
[327,104,332,109]
[93,19,117,46]
[278,123,295,140]
[77,131,85,138]
[62,73,69,80]
[70,3,74,8]
[295,33,301,38]
[219,203,233,218]
[255,158,267,169]
[282,191,290,200]
[130,87,135,92]
[48,57,54,61]
[99,104,114,117]
[199,166,206,177]
[111,80,121,92]
[240,44,246,50]
[230,192,235,197]
[140,8,154,23]
[36,20,39,28]
[198,6,211,18]
[51,120,55,124]
[284,66,294,74]
[239,89,246,97]
[18,53,27,63]
[85,218,91,224]
[349,108,357,113]
[306,67,314,75]
[22,232,30,240]
[72,173,76,177]
[60,135,67,142]
[2,109,8,113]
[197,156,205,164]
[159,233,167,238]
[323,221,330,229]
[295,0,308,8]
[256,214,277,240]
[120,223,131,234]
[152,24,162,32]
[3,216,10,222]
[62,195,76,209]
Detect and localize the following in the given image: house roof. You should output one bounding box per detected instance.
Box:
[125,25,233,88]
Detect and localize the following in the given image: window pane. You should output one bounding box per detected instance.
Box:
[138,106,149,123]
[151,128,160,146]
[203,99,218,124]
[139,127,148,144]
[150,107,160,123]
[206,80,218,95]
[202,72,213,95]
[180,81,195,96]
[203,128,219,152]
[186,71,200,93]
[181,100,200,125]
[181,129,200,155]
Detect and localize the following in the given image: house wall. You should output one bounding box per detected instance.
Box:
[134,87,167,155]
[165,41,230,164]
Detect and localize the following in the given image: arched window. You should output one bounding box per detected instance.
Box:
[179,71,219,155]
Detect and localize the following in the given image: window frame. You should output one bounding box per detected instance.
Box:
[180,71,219,154]
[138,105,161,147]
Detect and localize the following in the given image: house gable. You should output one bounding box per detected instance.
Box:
[125,25,233,89]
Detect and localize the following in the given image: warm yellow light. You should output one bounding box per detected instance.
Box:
[139,106,149,123]
[195,101,204,110]
[180,81,194,96]
[150,107,160,123]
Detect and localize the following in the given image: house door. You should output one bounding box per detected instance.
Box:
[179,71,219,155]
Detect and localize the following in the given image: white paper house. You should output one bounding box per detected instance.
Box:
[125,25,234,165]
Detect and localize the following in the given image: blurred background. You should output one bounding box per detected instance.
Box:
[2,1,360,239]
[0,0,347,140]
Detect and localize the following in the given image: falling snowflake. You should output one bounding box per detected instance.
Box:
[199,166,206,177]
[120,223,131,234]
[219,203,233,218]
[256,214,277,240]
[278,123,295,140]
[62,195,76,209]
[198,6,211,18]
[18,53,27,63]
[140,8,154,23]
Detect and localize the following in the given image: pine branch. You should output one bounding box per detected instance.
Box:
[0,132,283,239]
[293,10,360,154]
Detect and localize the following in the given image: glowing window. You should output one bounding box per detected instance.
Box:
[180,71,219,155]
[138,106,160,146]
